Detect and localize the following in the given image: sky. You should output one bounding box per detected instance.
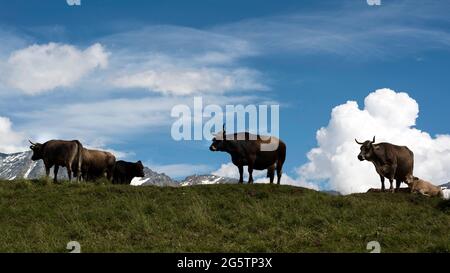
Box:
[1,0,450,192]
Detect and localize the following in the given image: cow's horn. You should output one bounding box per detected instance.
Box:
[28,140,36,146]
[372,136,376,144]
[355,139,364,145]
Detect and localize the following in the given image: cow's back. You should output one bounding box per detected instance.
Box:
[228,133,286,170]
[42,140,80,167]
[113,160,133,184]
[380,143,414,180]
[83,149,114,167]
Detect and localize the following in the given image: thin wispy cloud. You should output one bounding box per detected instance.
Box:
[212,1,450,60]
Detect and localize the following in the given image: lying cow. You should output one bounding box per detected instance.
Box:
[406,176,443,198]
[356,137,414,192]
[29,139,83,182]
[73,148,116,181]
[112,160,145,184]
[209,125,286,184]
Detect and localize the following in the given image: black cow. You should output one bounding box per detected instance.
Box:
[356,136,414,192]
[29,139,83,182]
[209,126,286,184]
[113,160,145,184]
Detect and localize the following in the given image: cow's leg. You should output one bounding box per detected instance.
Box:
[53,165,59,183]
[276,161,283,185]
[238,165,244,184]
[380,175,386,192]
[248,166,254,184]
[248,162,254,184]
[267,165,275,184]
[247,156,256,184]
[389,179,395,193]
[67,165,72,182]
[45,165,51,178]
[396,180,402,192]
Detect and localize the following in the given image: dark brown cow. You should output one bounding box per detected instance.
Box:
[356,136,414,192]
[73,148,116,181]
[209,126,286,184]
[112,160,145,184]
[29,139,83,182]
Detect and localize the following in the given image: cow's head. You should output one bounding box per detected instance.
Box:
[29,140,44,161]
[134,160,145,178]
[355,136,376,161]
[209,124,227,152]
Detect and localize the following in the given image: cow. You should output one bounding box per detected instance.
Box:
[406,176,443,198]
[209,126,286,184]
[356,136,414,192]
[29,139,83,182]
[73,148,116,181]
[112,160,145,184]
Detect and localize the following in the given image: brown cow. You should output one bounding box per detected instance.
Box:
[406,176,443,198]
[356,136,414,192]
[29,139,83,182]
[209,125,286,184]
[73,148,116,181]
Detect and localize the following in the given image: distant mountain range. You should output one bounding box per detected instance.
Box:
[0,151,237,187]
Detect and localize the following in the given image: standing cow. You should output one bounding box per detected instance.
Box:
[29,139,83,182]
[113,160,145,184]
[356,136,414,192]
[209,126,286,184]
[73,148,116,181]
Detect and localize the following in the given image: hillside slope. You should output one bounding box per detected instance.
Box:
[0,180,448,253]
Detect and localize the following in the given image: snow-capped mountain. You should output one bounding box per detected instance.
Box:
[0,151,47,180]
[180,174,239,186]
[136,167,178,187]
[0,151,231,187]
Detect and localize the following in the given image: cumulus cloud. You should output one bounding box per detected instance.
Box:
[2,43,109,94]
[298,88,450,194]
[212,162,319,190]
[0,116,26,153]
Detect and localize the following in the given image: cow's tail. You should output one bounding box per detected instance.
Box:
[75,140,83,182]
[278,141,286,167]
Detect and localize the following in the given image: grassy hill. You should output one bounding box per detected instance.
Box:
[0,179,448,253]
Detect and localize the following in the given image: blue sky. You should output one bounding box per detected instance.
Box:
[0,0,450,187]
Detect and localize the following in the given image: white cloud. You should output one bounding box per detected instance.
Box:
[16,94,261,145]
[212,162,266,180]
[100,26,266,95]
[0,116,26,153]
[298,88,450,194]
[112,66,266,95]
[2,42,109,94]
[212,162,319,190]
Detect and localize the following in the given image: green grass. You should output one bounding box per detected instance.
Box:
[0,179,448,253]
